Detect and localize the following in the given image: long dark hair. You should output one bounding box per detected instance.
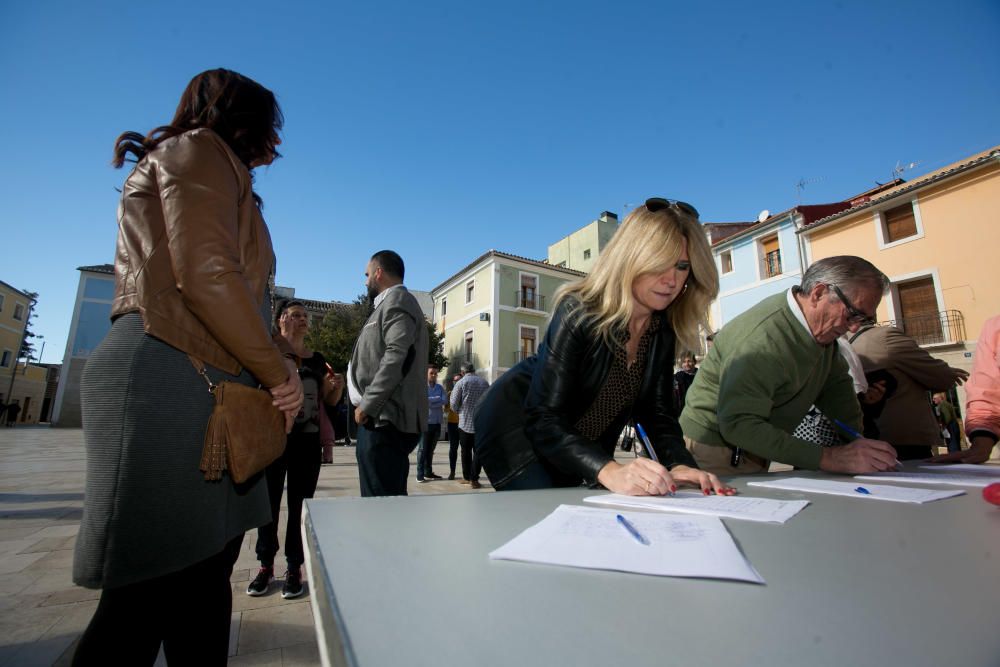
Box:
[112,69,283,173]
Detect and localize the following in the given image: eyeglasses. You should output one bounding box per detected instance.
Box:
[830,284,876,326]
[644,197,699,219]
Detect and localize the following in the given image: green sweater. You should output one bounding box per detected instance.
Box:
[679,292,862,470]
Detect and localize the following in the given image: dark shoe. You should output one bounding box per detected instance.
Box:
[470,480,482,489]
[282,568,305,599]
[426,472,443,479]
[447,473,455,480]
[247,566,273,597]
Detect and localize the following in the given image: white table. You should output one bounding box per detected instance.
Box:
[303,472,1000,667]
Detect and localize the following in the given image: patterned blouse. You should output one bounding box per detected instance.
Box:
[574,316,662,440]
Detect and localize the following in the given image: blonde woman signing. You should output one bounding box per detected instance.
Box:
[474,199,733,495]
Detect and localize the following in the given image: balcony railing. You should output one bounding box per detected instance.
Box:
[877,309,965,346]
[513,350,537,365]
[761,250,782,279]
[513,290,546,311]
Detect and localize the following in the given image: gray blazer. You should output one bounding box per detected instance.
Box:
[350,286,429,435]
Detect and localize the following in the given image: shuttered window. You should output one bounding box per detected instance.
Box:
[897,277,942,344]
[760,235,781,278]
[884,203,917,243]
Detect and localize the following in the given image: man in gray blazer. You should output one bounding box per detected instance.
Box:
[348,250,429,496]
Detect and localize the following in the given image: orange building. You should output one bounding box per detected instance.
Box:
[799,145,1000,376]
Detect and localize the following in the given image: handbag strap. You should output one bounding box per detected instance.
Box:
[187,355,218,393]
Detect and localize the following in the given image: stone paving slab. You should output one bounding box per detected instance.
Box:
[0,426,498,665]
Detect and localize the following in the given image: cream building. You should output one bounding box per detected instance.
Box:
[547,211,619,272]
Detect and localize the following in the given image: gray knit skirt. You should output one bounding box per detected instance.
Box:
[73,313,271,589]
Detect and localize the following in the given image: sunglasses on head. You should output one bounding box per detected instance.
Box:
[644,197,699,219]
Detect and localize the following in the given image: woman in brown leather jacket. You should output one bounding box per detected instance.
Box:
[474,199,733,496]
[72,69,303,666]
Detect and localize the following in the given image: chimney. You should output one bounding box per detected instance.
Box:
[599,211,618,223]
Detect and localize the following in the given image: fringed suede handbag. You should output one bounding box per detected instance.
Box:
[189,356,286,483]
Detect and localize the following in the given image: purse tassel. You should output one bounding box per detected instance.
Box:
[199,385,229,481]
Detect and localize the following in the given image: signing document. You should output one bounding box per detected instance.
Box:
[748,477,964,503]
[488,504,764,584]
[583,491,808,524]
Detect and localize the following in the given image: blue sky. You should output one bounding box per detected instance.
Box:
[2,0,998,364]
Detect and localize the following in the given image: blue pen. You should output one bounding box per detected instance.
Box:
[832,418,903,470]
[634,423,659,463]
[634,422,675,496]
[854,486,871,495]
[831,418,863,440]
[616,514,650,546]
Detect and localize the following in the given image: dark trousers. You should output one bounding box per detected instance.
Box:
[946,422,962,453]
[255,436,321,569]
[72,534,243,666]
[447,422,460,475]
[356,423,420,496]
[459,428,481,481]
[416,423,442,479]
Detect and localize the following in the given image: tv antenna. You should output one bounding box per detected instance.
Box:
[795,176,823,204]
[892,160,920,181]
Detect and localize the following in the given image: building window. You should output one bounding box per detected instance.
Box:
[520,273,538,309]
[0,294,4,312]
[895,276,943,344]
[759,235,781,278]
[13,303,25,321]
[441,298,447,317]
[583,249,591,260]
[0,350,12,368]
[519,326,537,361]
[883,202,918,244]
[464,330,474,362]
[465,280,475,304]
[720,251,733,274]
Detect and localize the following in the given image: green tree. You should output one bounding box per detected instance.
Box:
[18,291,39,362]
[426,320,448,370]
[305,293,449,373]
[305,294,370,372]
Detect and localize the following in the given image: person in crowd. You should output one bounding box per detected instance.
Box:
[451,363,490,488]
[444,373,462,479]
[416,366,446,482]
[673,351,698,414]
[474,198,731,495]
[930,314,1000,464]
[851,324,968,460]
[348,250,429,496]
[71,69,303,666]
[247,300,343,599]
[933,392,963,453]
[681,255,898,476]
[5,400,20,427]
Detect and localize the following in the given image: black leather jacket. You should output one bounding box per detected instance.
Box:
[474,296,697,489]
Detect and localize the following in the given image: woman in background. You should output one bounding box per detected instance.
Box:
[474,198,732,496]
[72,69,302,665]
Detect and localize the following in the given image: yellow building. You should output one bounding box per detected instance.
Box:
[547,211,619,273]
[1,280,34,414]
[800,144,1000,374]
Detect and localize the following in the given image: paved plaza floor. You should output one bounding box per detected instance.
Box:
[0,425,495,666]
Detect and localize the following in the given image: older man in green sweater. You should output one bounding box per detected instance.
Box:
[680,256,899,476]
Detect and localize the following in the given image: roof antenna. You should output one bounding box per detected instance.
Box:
[795,176,822,204]
[892,160,919,181]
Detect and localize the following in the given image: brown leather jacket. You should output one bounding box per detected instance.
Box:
[111,128,288,388]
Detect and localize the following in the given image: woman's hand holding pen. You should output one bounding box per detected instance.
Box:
[597,458,676,496]
[270,358,304,433]
[596,459,736,496]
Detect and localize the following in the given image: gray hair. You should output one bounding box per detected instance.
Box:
[461,362,475,373]
[798,256,889,297]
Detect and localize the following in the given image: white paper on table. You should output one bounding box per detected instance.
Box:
[855,472,993,488]
[747,477,964,503]
[488,504,764,584]
[582,491,809,524]
[918,464,1000,475]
